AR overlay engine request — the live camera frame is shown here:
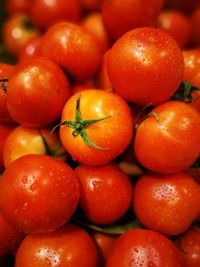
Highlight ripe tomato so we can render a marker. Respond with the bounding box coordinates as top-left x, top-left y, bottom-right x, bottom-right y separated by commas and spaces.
59, 89, 133, 165
19, 35, 42, 62
80, 0, 101, 11
3, 13, 38, 56
5, 0, 31, 16
176, 227, 200, 267
134, 101, 200, 173
30, 0, 81, 30
0, 154, 79, 234
92, 232, 116, 266
133, 172, 200, 235
7, 56, 70, 127
97, 50, 112, 91
158, 10, 192, 49
0, 123, 14, 171
3, 125, 66, 168
106, 229, 185, 267
81, 12, 110, 53
15, 224, 98, 267
0, 212, 24, 257
41, 22, 102, 81
75, 163, 132, 224
102, 0, 164, 40
107, 27, 184, 106
0, 63, 15, 123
